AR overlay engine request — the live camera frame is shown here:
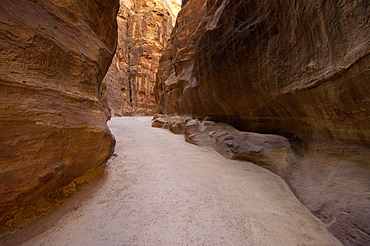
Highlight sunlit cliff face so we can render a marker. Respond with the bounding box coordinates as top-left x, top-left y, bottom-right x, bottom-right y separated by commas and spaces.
102, 0, 180, 117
